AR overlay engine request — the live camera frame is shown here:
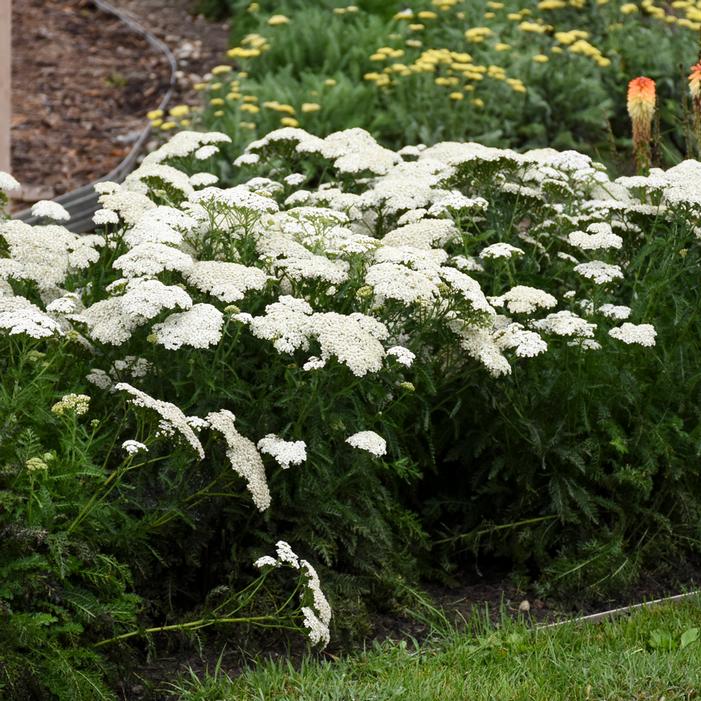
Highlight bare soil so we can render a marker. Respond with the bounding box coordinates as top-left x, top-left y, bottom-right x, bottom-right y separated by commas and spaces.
10, 0, 230, 208
10, 0, 168, 205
